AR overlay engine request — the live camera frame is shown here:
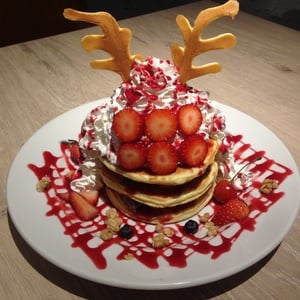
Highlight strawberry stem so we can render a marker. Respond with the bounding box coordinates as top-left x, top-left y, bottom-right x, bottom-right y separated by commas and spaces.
230, 156, 262, 183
